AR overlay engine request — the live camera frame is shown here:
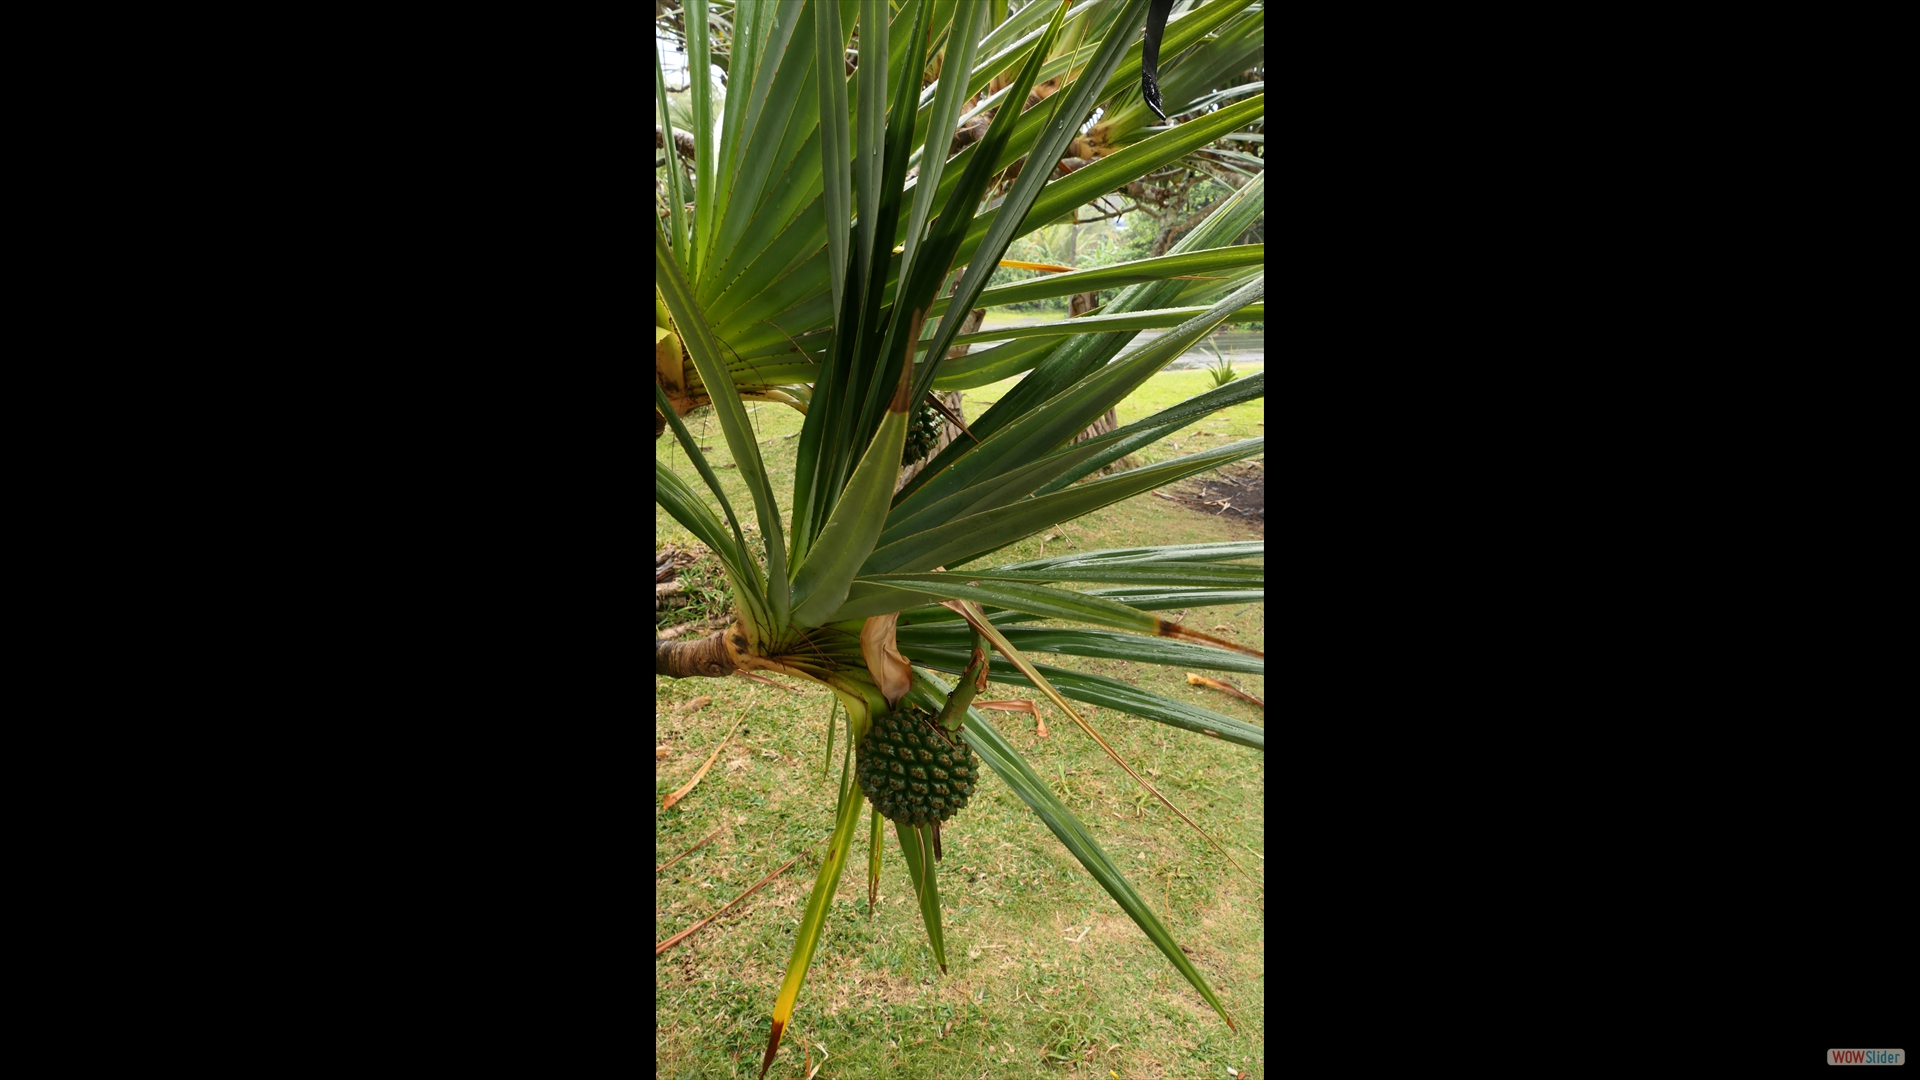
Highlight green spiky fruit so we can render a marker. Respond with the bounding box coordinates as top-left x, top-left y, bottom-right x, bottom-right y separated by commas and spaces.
856, 703, 978, 826
900, 395, 942, 466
